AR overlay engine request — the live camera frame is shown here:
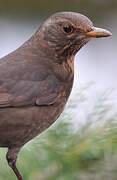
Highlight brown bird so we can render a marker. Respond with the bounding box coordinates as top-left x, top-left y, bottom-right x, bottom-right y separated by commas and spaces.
0, 12, 111, 180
